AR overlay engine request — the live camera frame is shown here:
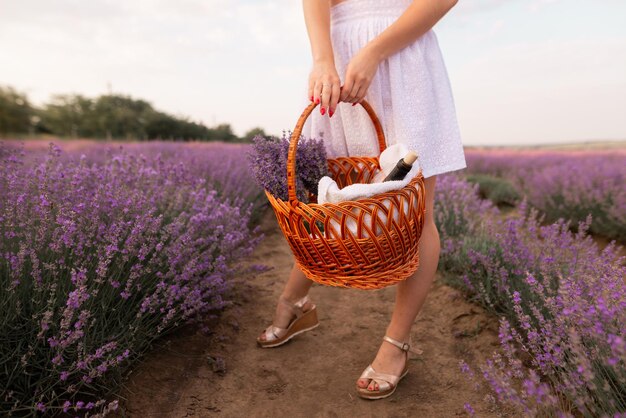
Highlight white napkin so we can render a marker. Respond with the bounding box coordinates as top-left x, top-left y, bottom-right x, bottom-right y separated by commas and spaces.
316, 144, 421, 238
317, 143, 420, 205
